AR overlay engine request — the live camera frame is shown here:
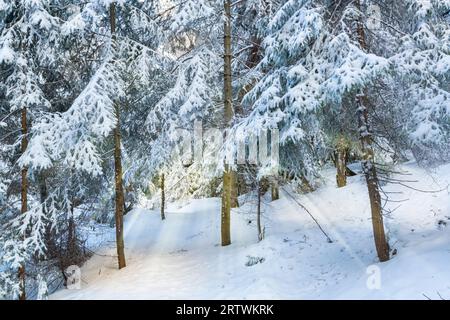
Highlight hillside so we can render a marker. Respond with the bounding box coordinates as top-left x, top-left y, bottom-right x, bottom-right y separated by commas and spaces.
51, 162, 450, 300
